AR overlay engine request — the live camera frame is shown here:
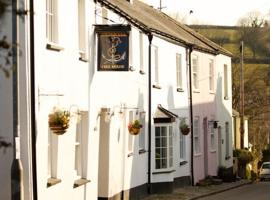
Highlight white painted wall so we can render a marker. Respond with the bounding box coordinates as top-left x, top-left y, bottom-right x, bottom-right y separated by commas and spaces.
150, 36, 191, 183
215, 54, 233, 169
